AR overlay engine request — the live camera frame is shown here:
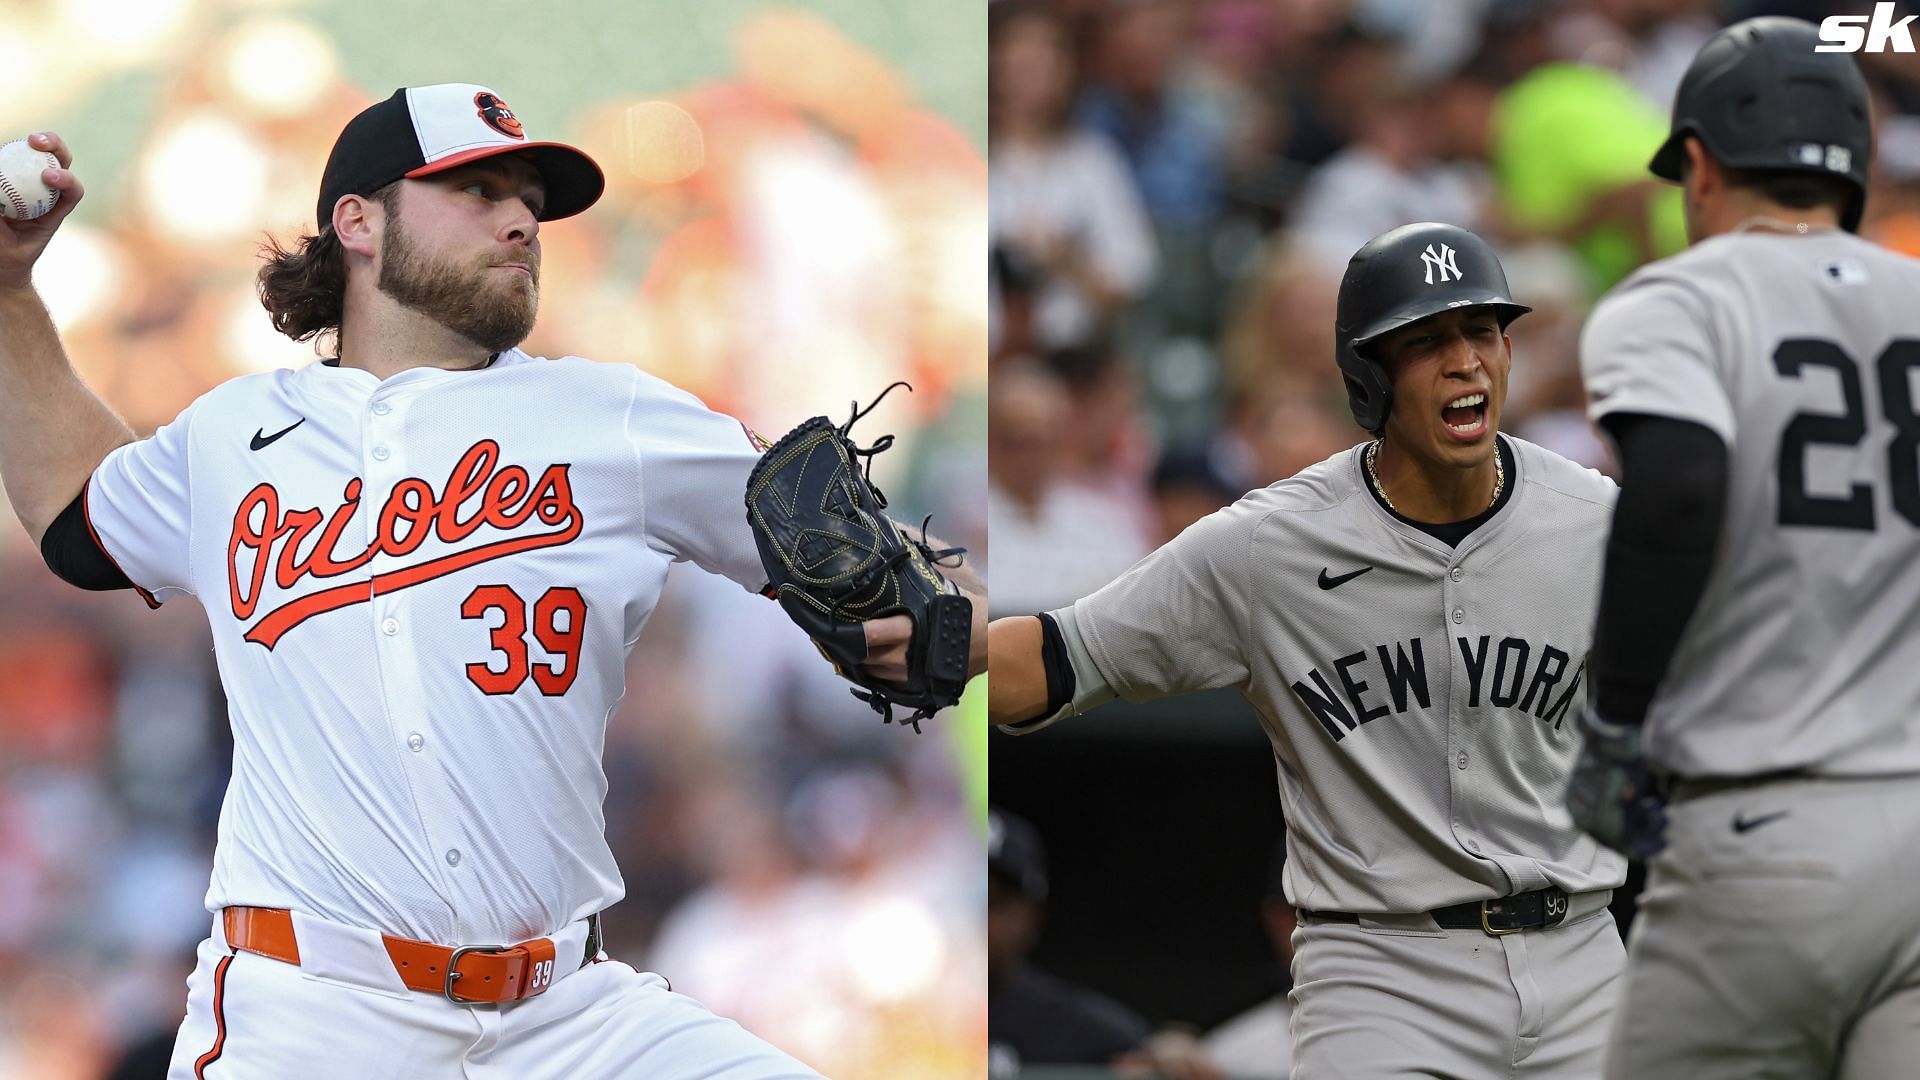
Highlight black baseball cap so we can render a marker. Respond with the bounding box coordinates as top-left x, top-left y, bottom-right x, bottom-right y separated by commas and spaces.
987, 808, 1048, 902
316, 83, 606, 231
